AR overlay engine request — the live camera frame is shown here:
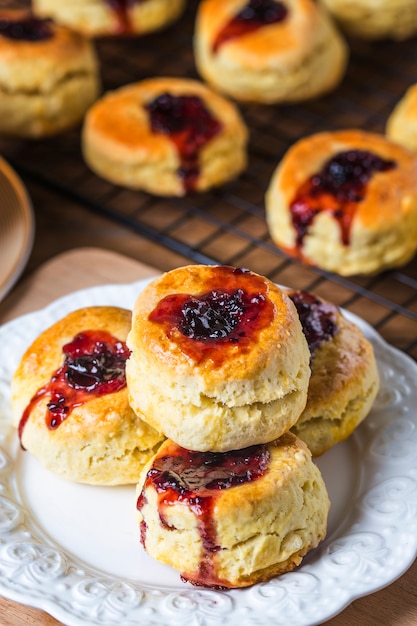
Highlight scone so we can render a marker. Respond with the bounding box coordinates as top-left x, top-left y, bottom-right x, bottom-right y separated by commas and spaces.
265, 129, 417, 276
82, 77, 248, 196
0, 9, 100, 138
194, 0, 348, 103
11, 306, 164, 485
137, 434, 329, 588
32, 0, 186, 38
126, 264, 311, 452
320, 0, 417, 41
386, 84, 417, 152
285, 289, 379, 456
